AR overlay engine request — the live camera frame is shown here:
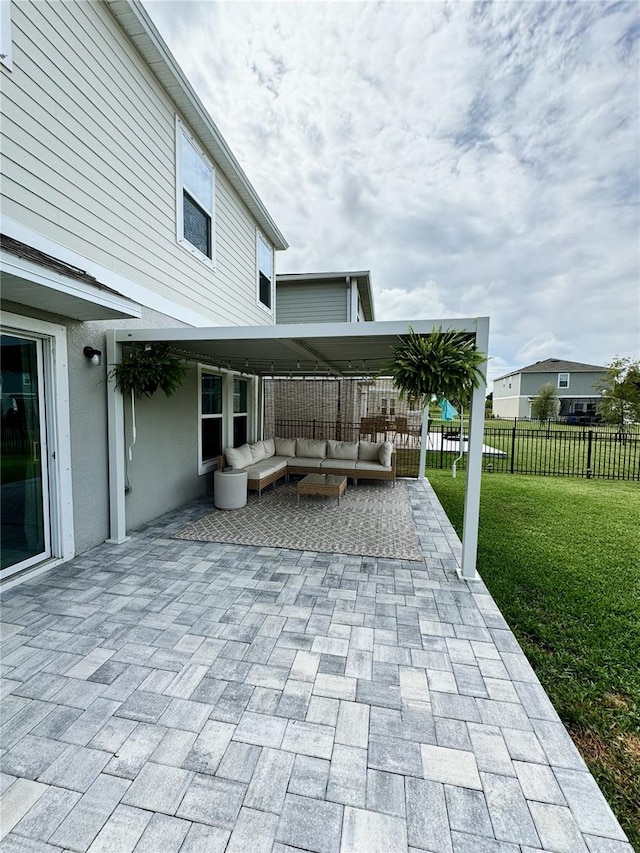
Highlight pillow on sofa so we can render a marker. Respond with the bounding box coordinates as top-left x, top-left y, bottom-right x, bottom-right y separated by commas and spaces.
296, 438, 327, 459
379, 441, 393, 468
249, 441, 267, 463
359, 440, 383, 461
275, 437, 297, 457
263, 437, 275, 457
327, 440, 359, 460
225, 444, 252, 469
